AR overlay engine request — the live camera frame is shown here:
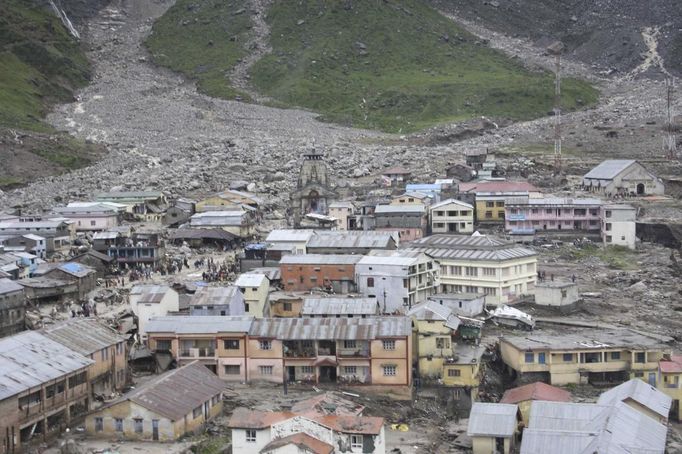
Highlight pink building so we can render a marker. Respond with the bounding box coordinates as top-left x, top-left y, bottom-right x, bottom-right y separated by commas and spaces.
505, 197, 602, 233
